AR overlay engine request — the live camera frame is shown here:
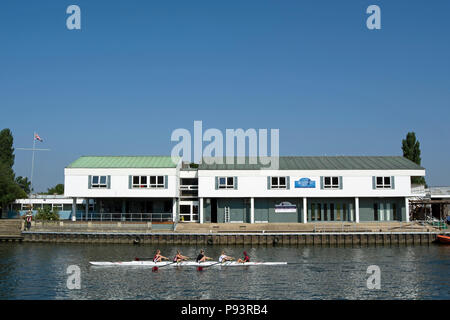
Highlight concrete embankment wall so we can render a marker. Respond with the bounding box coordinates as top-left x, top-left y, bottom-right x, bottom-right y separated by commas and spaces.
0, 219, 23, 241
21, 231, 444, 245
